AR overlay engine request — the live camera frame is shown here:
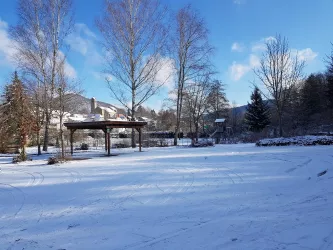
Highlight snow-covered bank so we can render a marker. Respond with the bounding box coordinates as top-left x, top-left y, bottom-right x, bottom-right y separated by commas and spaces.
256, 135, 333, 146
0, 144, 332, 249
